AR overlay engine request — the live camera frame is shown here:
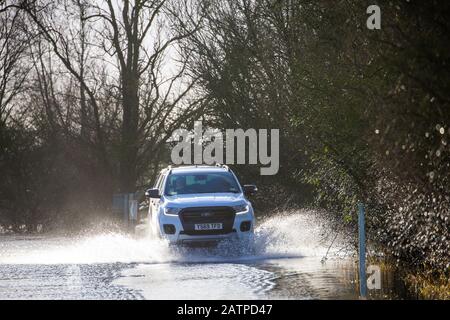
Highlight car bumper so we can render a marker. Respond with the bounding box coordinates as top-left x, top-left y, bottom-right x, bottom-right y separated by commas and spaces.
157, 210, 254, 245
